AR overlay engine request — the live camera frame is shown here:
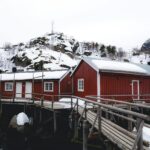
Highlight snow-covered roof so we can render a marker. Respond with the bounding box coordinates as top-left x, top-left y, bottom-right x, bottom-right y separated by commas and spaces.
72, 58, 150, 75
0, 70, 68, 81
